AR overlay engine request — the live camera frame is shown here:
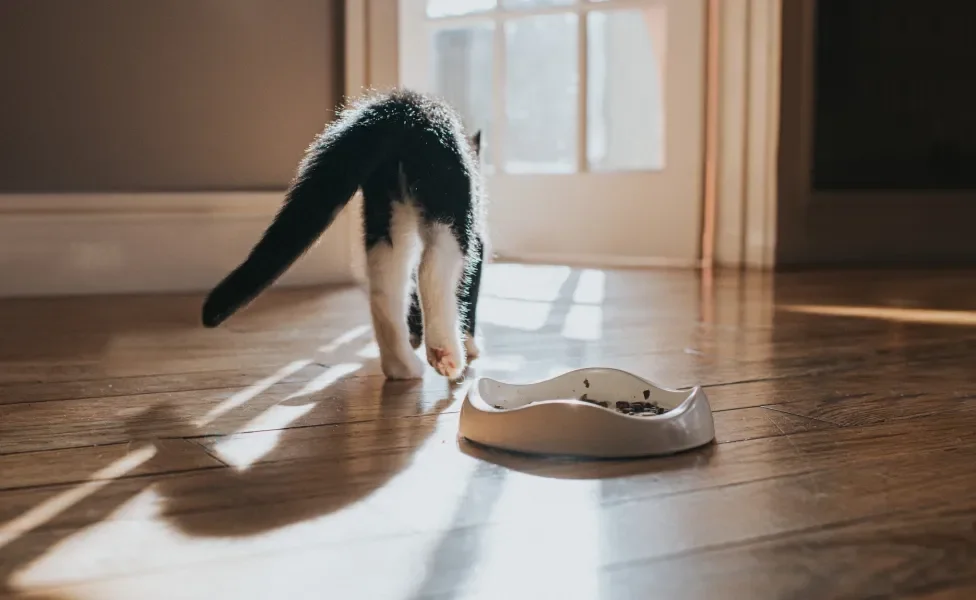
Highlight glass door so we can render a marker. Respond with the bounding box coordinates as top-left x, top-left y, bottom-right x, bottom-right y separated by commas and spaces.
400, 0, 706, 266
